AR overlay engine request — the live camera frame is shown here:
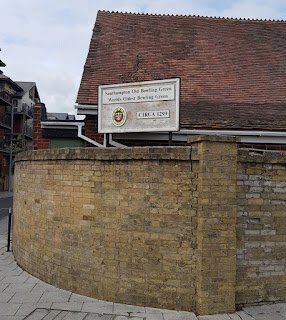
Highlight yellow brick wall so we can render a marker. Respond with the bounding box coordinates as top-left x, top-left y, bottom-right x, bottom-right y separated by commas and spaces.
13, 146, 198, 311
236, 149, 286, 306
188, 136, 238, 315
13, 137, 286, 315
